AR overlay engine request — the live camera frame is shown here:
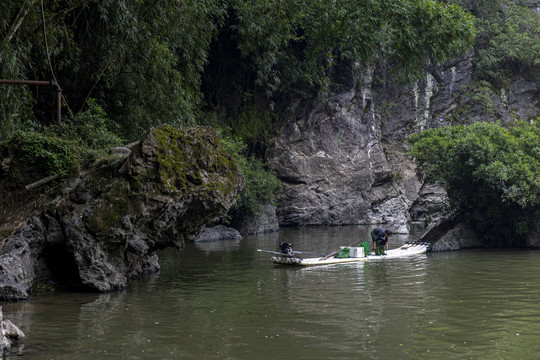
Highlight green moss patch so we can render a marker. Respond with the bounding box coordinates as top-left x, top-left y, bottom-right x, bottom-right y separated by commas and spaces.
85, 180, 133, 234
151, 125, 240, 195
